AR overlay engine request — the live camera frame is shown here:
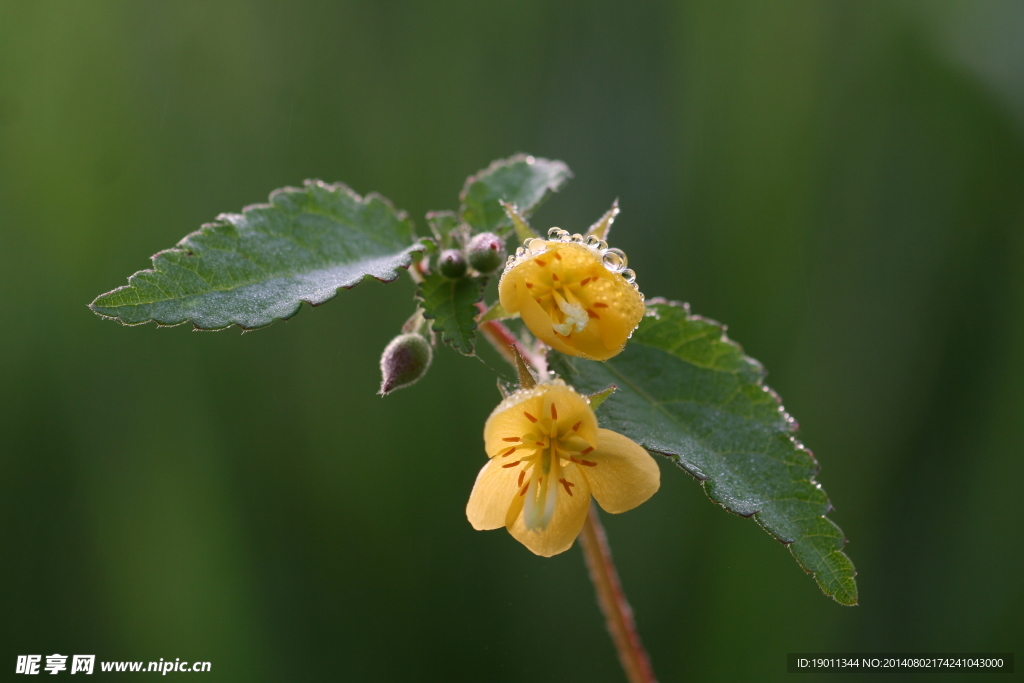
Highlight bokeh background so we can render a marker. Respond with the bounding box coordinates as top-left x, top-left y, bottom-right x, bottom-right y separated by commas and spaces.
2, 1, 1022, 680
